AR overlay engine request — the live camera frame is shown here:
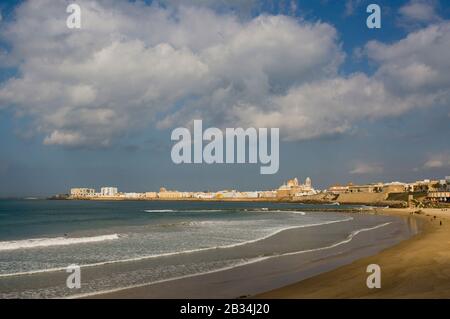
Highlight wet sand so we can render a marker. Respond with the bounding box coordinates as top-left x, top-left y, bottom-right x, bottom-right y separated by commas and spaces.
257, 208, 450, 298
85, 211, 420, 299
